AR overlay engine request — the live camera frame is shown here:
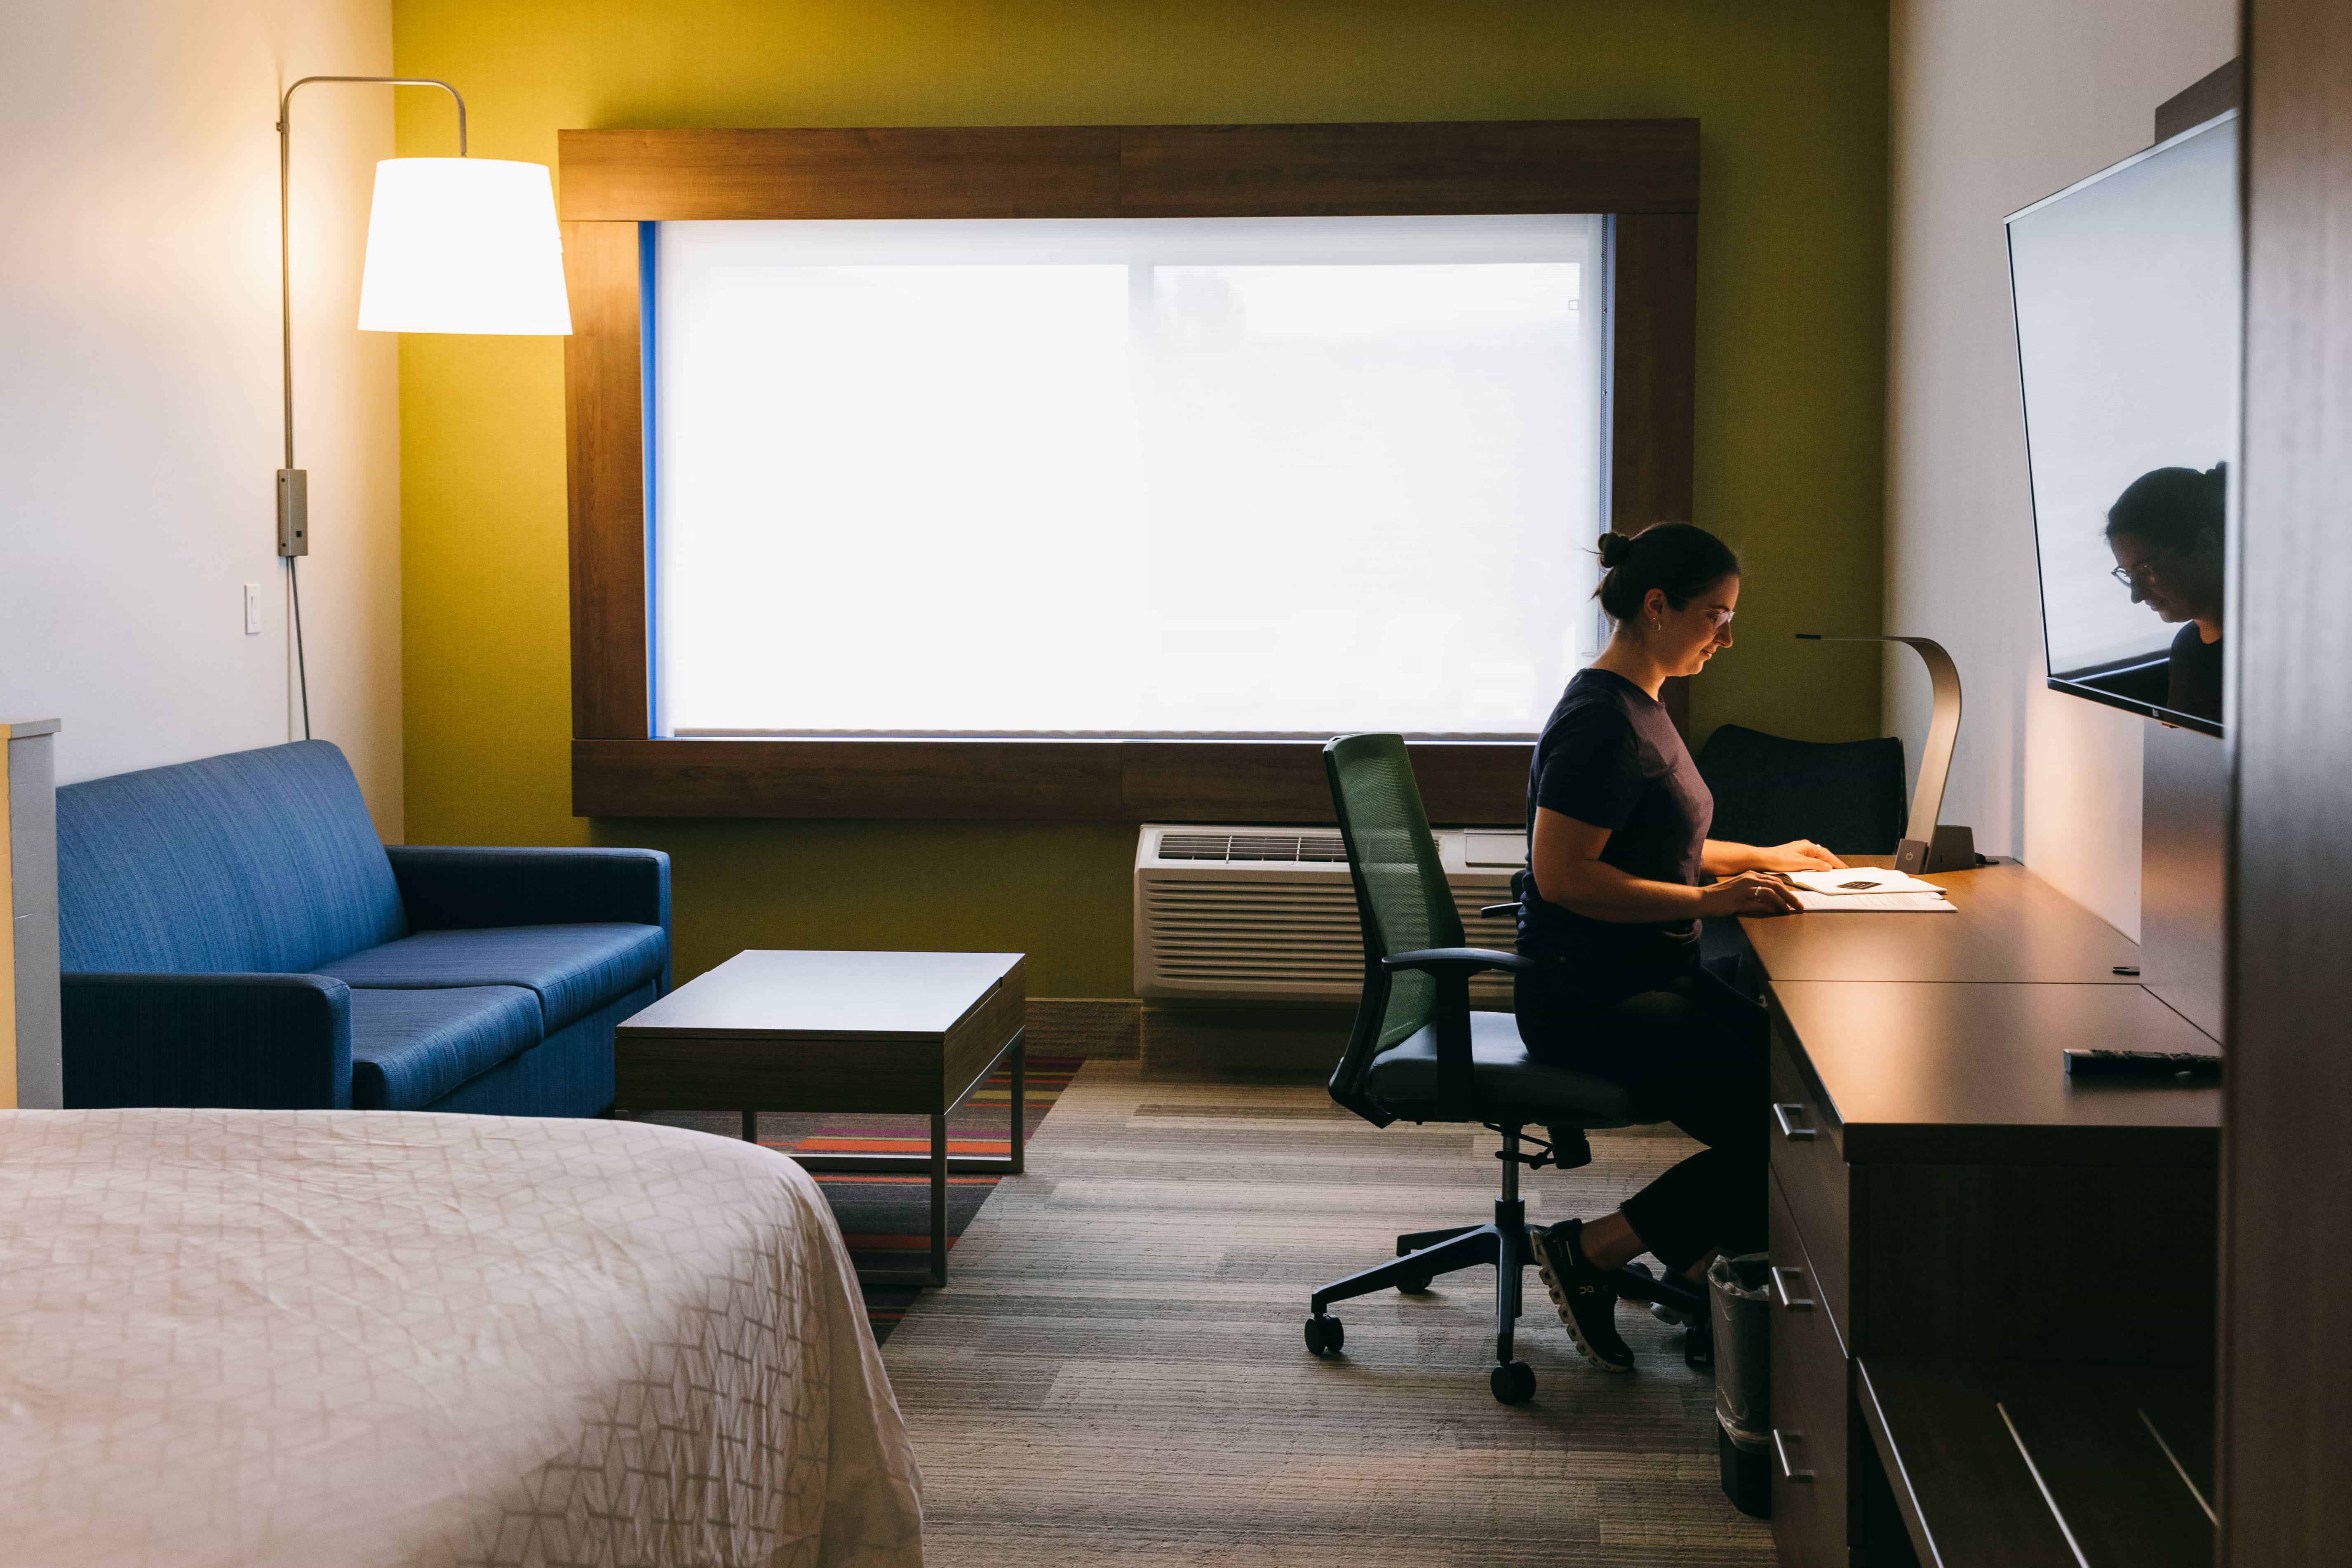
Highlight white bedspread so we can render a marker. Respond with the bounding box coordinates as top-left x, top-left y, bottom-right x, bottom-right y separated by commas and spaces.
0, 1111, 923, 1567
